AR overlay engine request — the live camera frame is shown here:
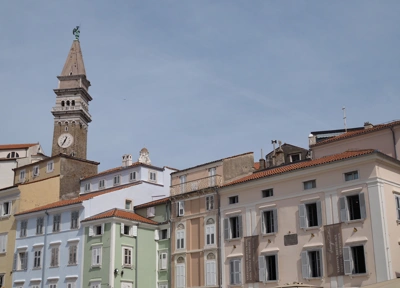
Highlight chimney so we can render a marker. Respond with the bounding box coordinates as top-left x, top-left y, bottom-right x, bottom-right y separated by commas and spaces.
259, 158, 266, 170
308, 133, 316, 146
122, 154, 127, 167
364, 122, 373, 129
126, 154, 132, 166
